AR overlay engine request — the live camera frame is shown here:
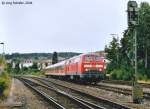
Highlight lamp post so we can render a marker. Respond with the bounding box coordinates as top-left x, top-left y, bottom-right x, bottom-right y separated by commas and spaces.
0, 42, 5, 60
0, 42, 5, 75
